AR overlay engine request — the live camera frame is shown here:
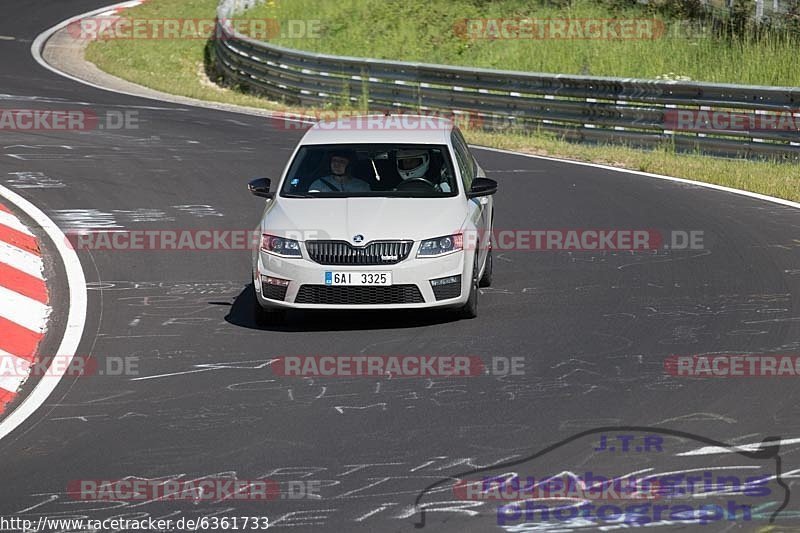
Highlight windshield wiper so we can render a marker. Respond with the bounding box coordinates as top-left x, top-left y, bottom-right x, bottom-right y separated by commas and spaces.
283, 193, 314, 198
